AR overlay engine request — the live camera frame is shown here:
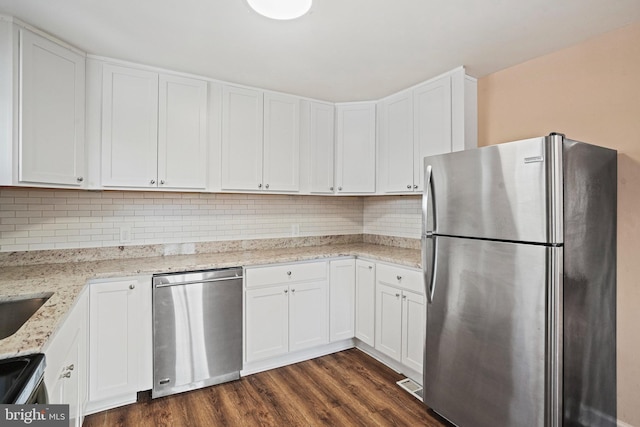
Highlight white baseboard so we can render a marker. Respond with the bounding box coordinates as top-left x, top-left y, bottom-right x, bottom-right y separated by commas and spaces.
241, 339, 355, 376
354, 339, 423, 385
84, 394, 137, 415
